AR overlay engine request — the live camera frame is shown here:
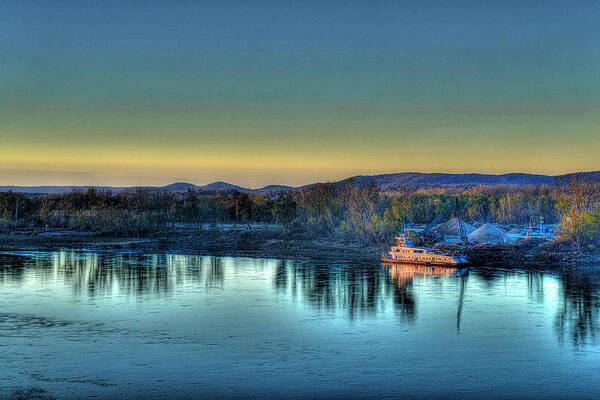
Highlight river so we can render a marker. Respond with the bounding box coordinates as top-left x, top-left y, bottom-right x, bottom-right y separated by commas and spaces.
1, 250, 599, 399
